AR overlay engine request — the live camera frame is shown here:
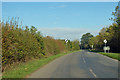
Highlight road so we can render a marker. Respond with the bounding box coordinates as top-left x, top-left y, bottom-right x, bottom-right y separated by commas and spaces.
28, 50, 118, 78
